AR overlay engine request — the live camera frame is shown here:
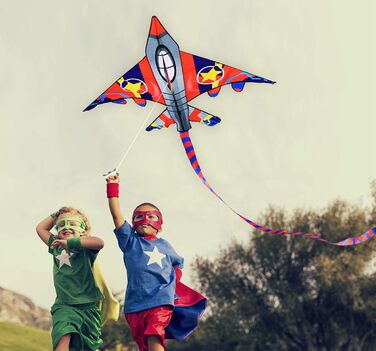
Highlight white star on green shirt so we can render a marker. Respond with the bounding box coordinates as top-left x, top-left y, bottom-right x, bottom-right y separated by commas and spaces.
55, 249, 73, 268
